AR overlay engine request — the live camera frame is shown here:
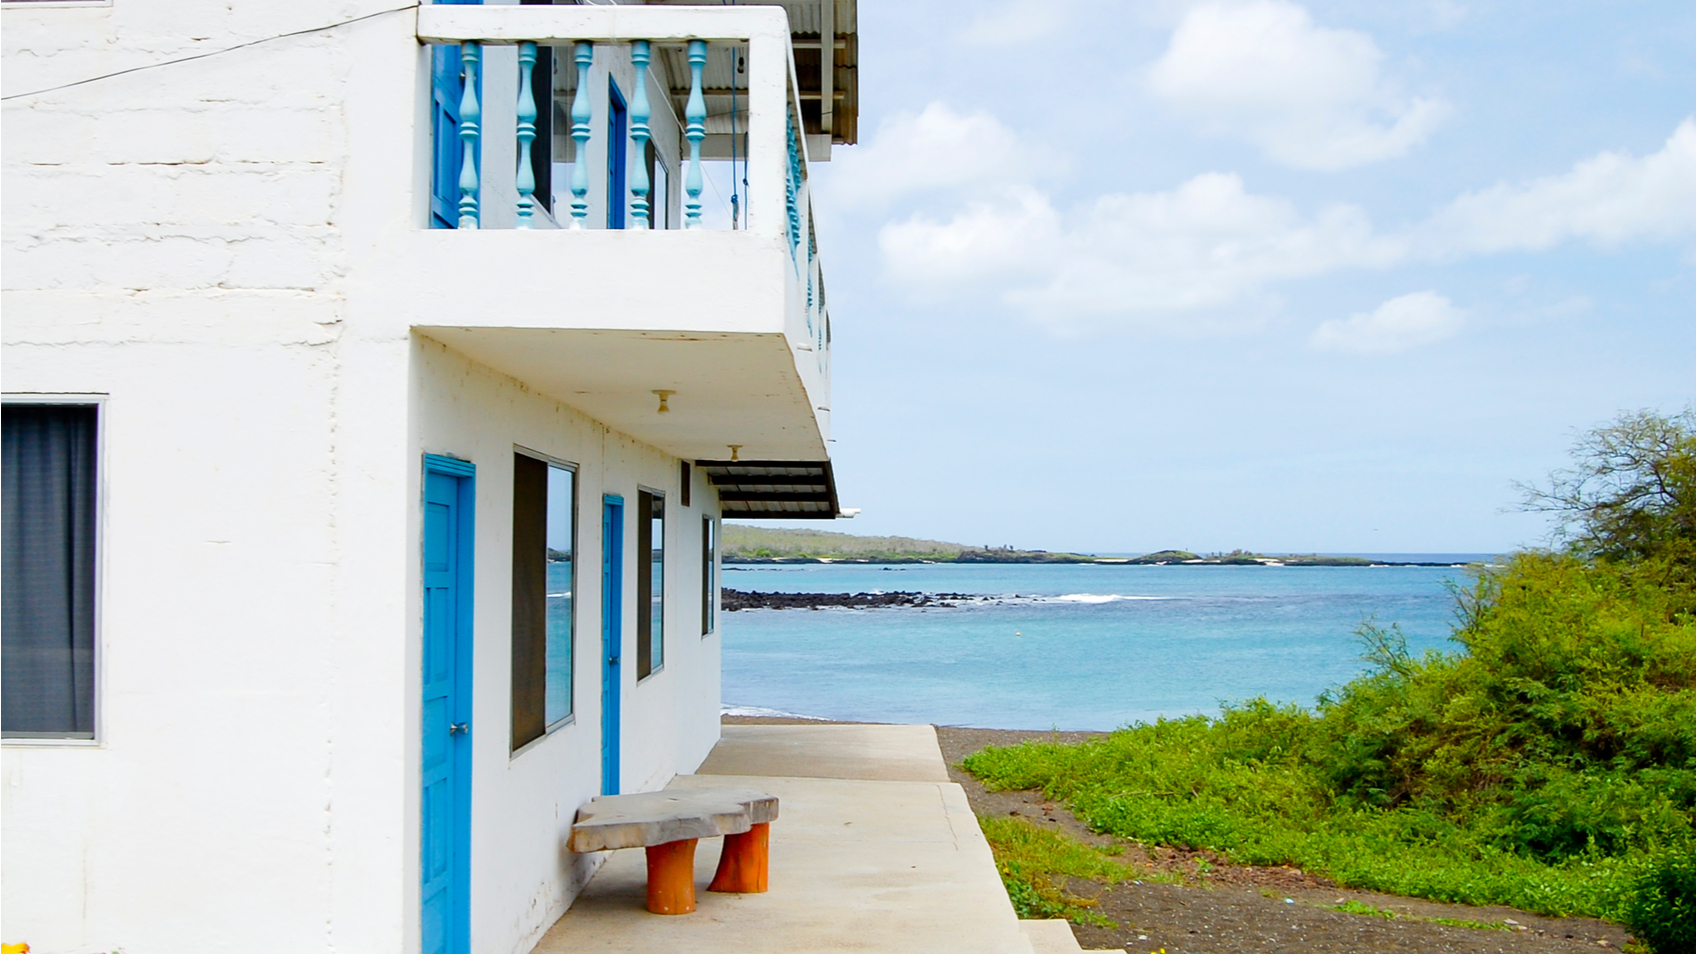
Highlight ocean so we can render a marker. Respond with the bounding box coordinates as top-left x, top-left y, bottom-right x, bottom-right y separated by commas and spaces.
718, 558, 1493, 731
